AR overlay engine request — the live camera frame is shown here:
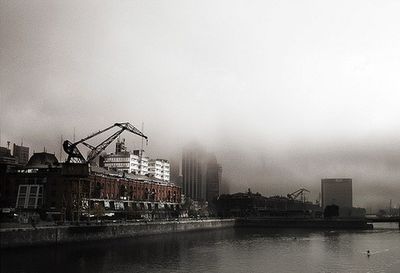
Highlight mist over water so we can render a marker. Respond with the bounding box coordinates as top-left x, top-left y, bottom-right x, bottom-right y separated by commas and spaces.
1, 1, 400, 209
